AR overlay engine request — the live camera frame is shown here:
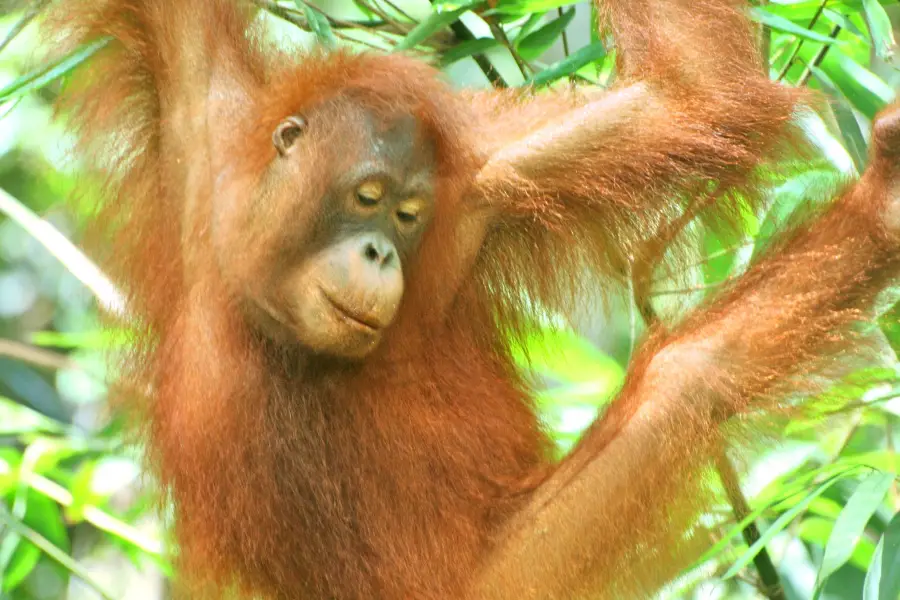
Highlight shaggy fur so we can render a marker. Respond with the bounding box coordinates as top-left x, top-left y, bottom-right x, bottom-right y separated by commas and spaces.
45, 0, 900, 598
